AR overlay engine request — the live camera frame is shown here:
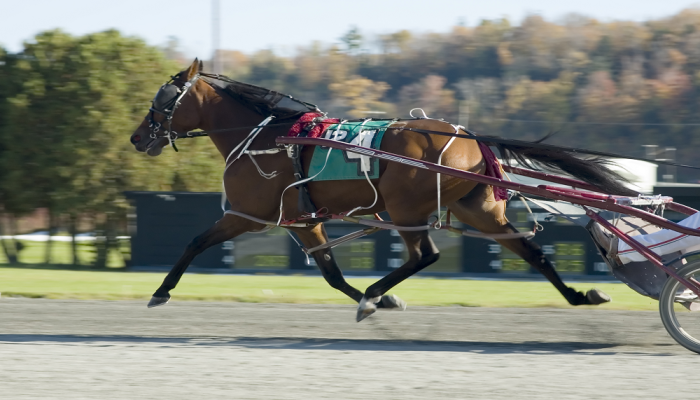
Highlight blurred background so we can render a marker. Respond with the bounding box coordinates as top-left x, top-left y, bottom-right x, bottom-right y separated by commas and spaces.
2, 0, 700, 271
